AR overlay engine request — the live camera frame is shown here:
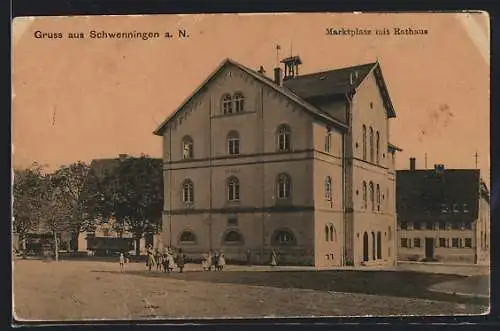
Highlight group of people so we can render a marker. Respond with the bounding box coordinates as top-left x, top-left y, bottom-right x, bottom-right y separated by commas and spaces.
119, 246, 282, 273
146, 245, 186, 273
201, 250, 226, 271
